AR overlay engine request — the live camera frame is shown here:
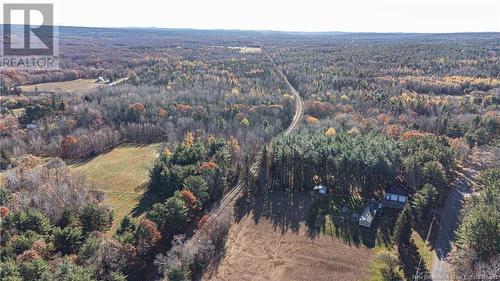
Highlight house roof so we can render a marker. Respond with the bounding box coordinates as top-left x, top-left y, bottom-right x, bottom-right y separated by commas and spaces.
386, 187, 409, 197
359, 202, 379, 222
313, 185, 327, 194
